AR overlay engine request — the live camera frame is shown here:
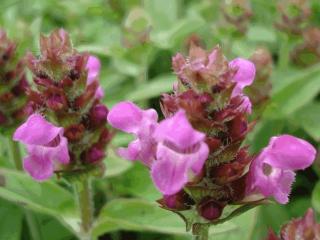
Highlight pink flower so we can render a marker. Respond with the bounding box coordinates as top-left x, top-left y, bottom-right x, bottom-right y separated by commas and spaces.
107, 101, 158, 166
246, 135, 316, 204
13, 114, 70, 181
86, 55, 104, 99
151, 110, 209, 195
107, 102, 209, 195
229, 58, 256, 113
